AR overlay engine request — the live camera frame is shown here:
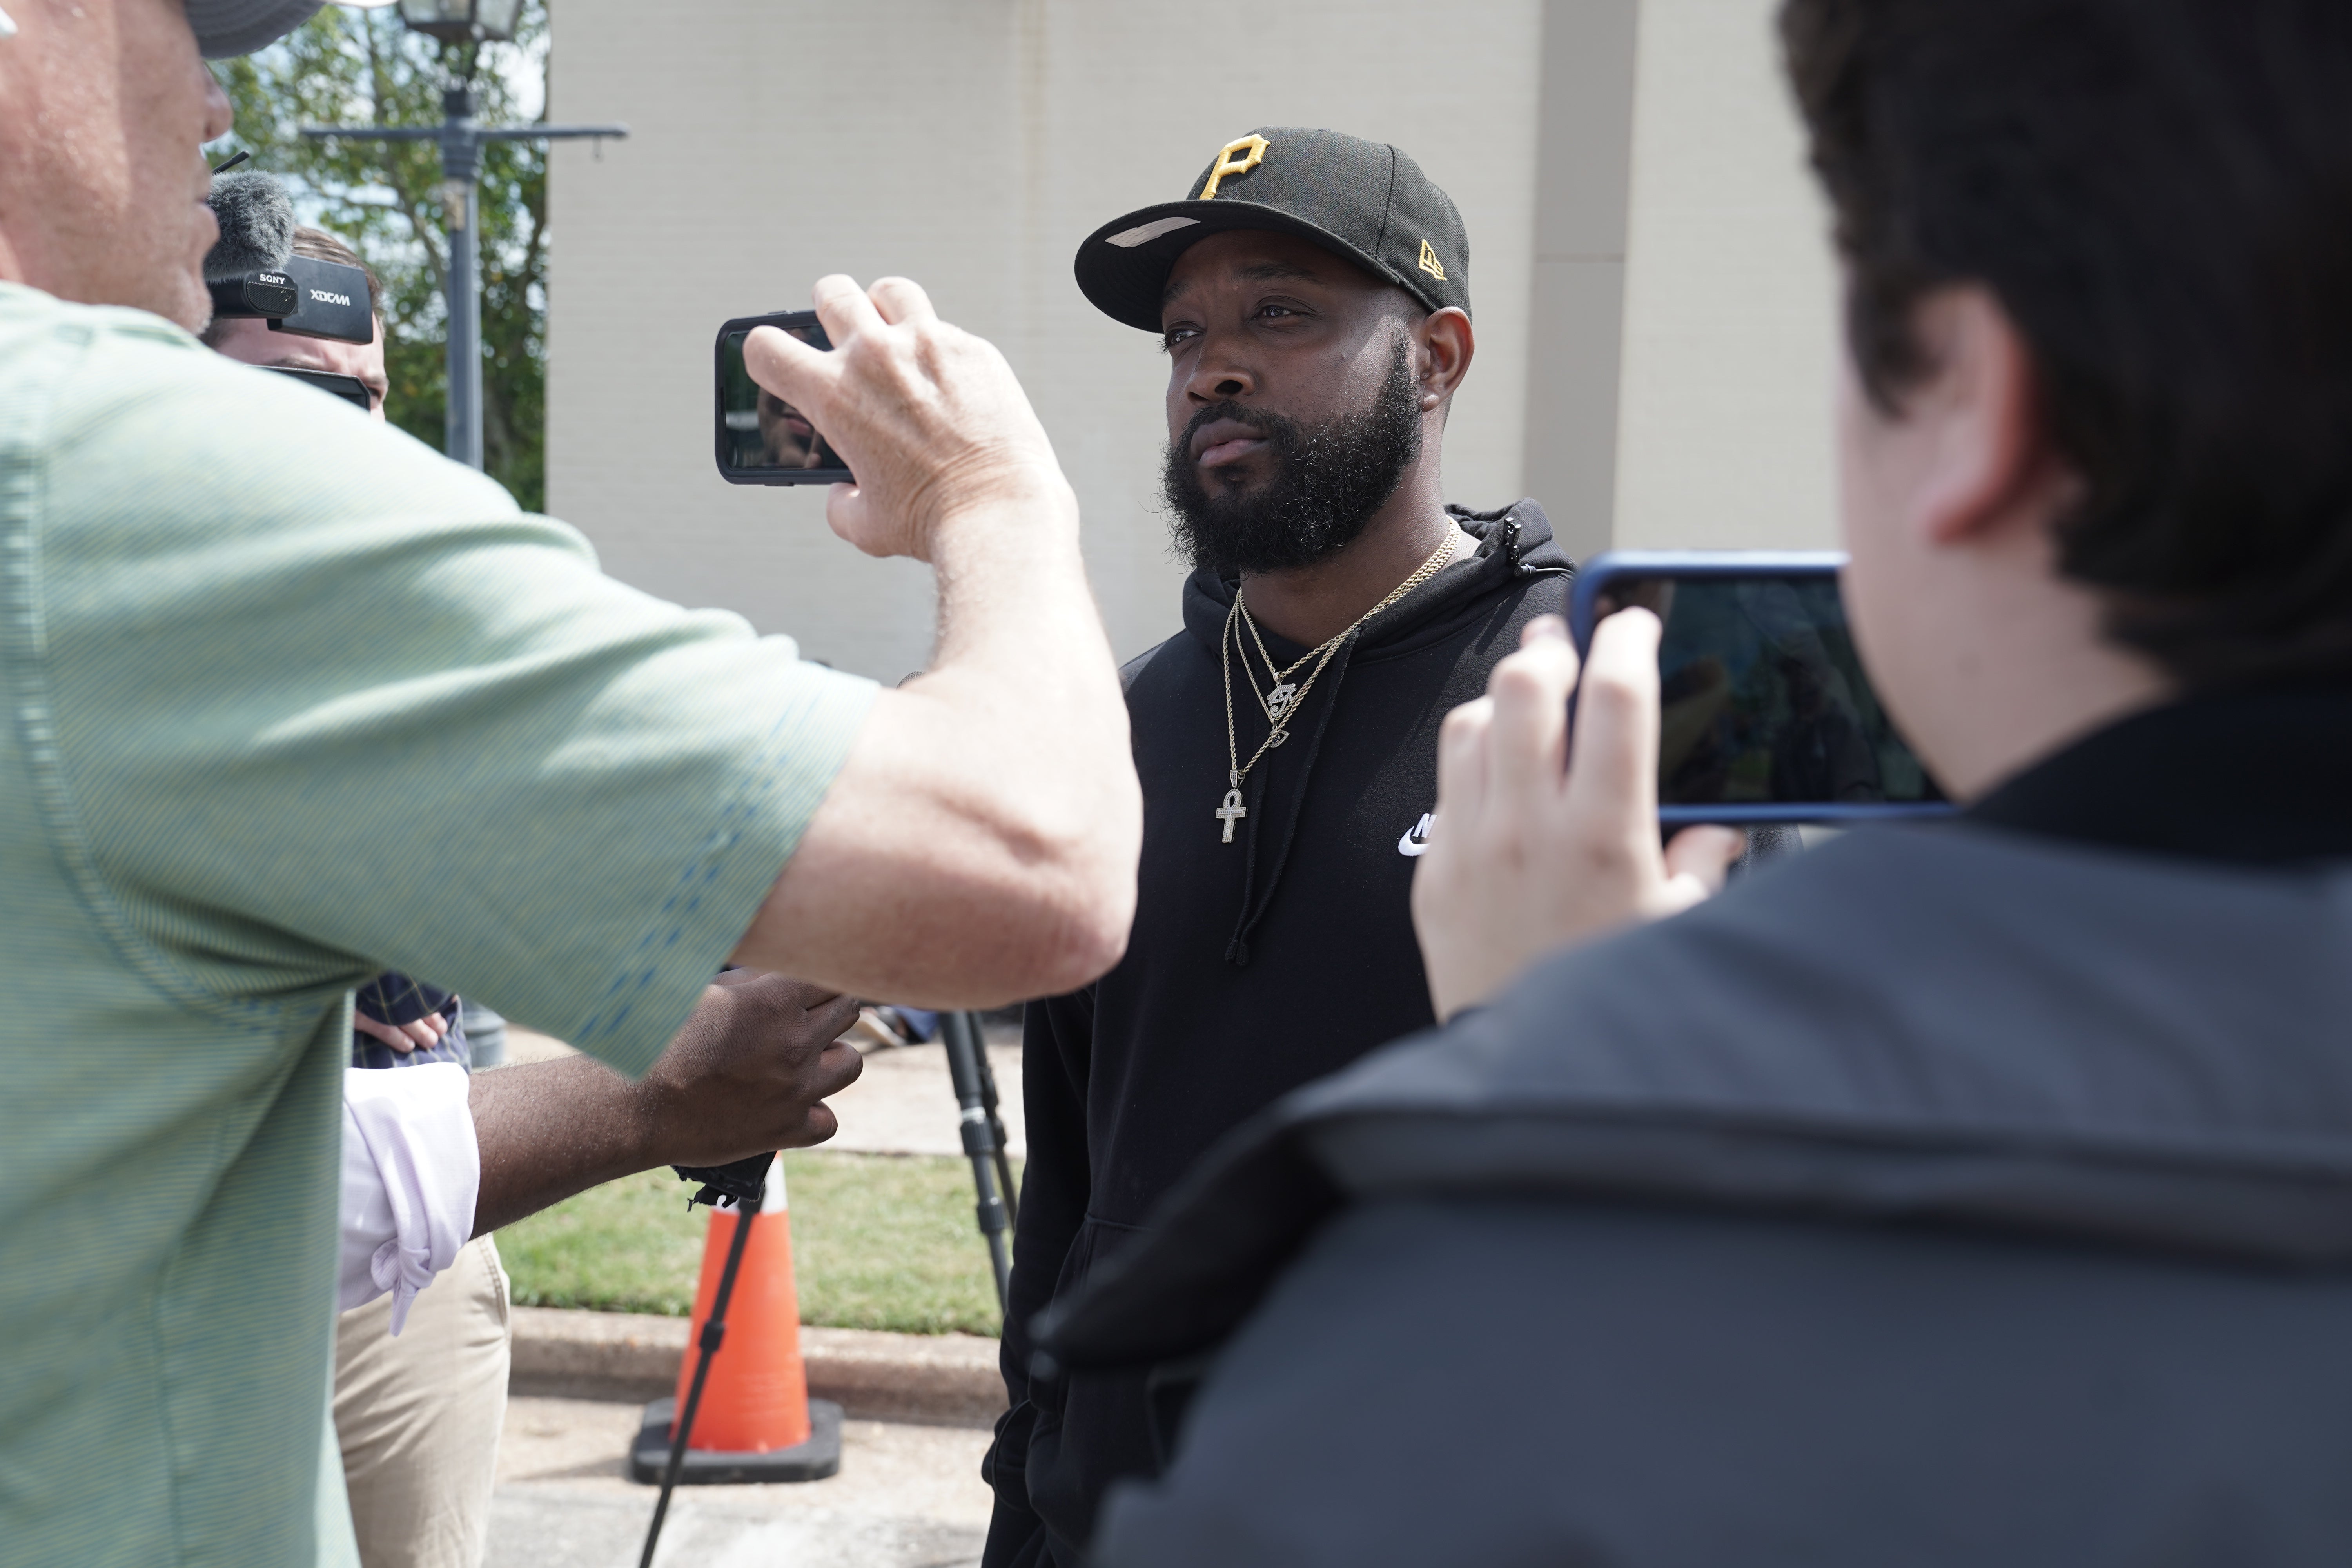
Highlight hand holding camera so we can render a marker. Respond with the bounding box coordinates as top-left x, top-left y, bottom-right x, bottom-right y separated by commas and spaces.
737, 275, 1074, 564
